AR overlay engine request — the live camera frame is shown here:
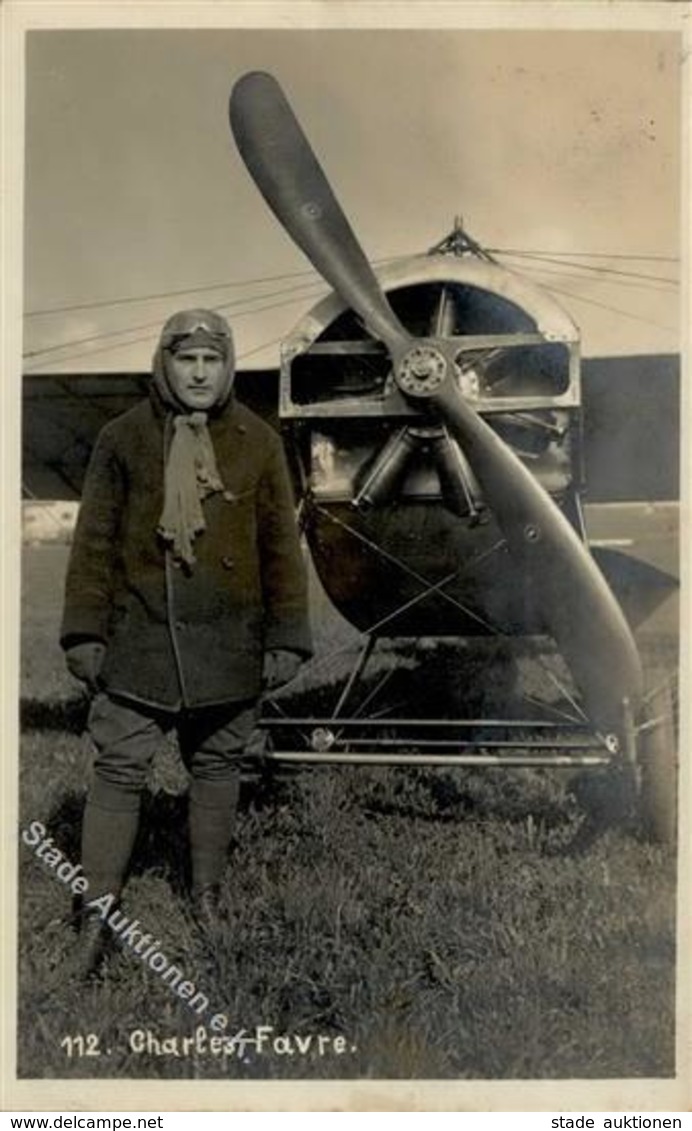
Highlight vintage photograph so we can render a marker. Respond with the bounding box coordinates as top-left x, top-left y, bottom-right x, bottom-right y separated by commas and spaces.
8, 6, 686, 1101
